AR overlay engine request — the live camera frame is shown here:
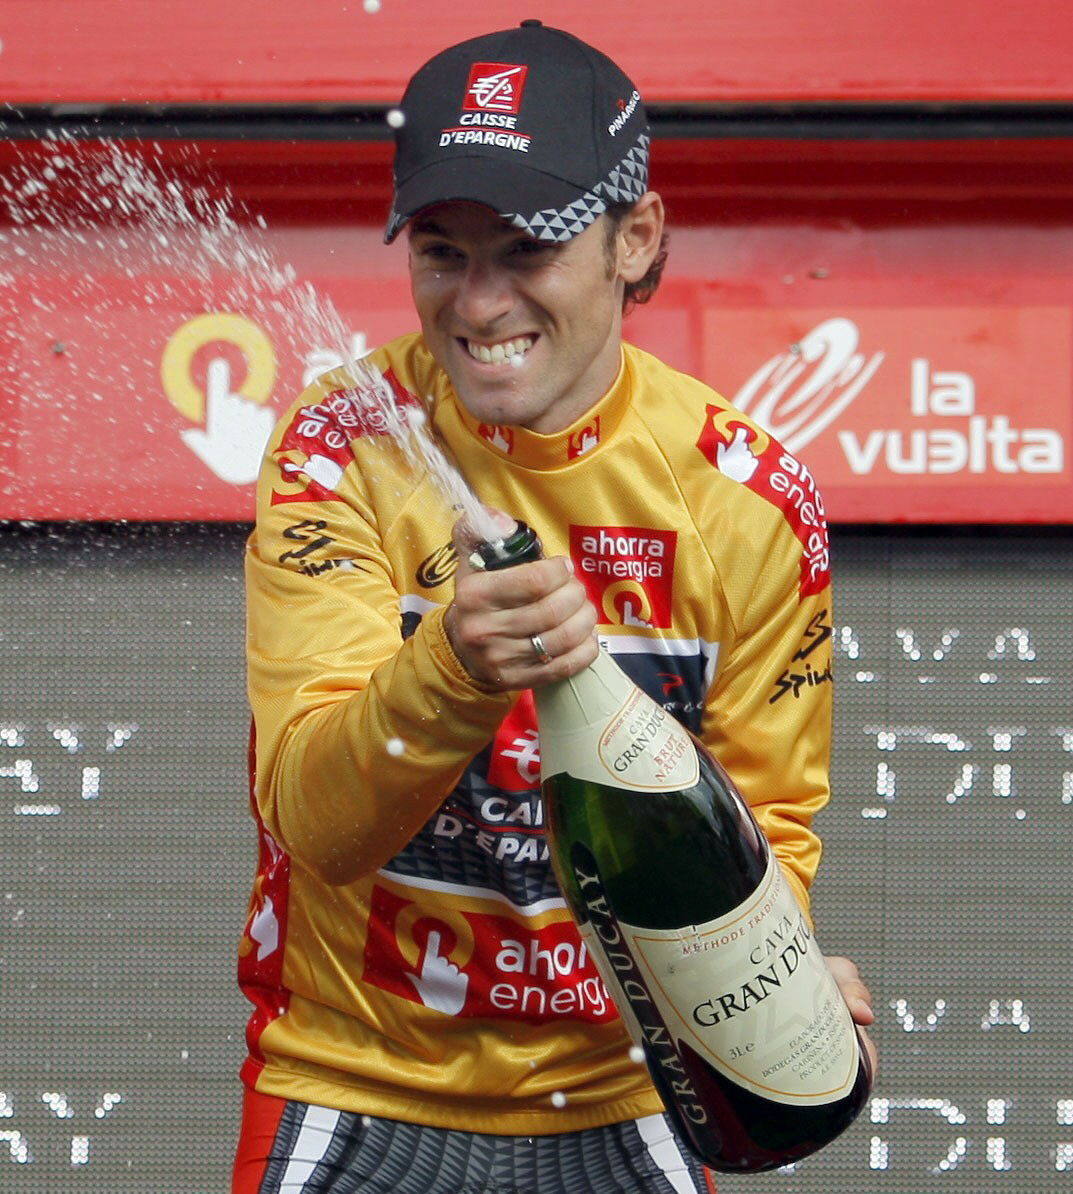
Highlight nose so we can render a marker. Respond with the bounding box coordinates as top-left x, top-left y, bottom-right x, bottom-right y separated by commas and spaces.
451, 259, 515, 330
